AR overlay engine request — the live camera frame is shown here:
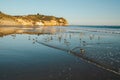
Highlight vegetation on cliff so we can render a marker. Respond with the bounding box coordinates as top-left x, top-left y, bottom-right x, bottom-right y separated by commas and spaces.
0, 12, 68, 26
